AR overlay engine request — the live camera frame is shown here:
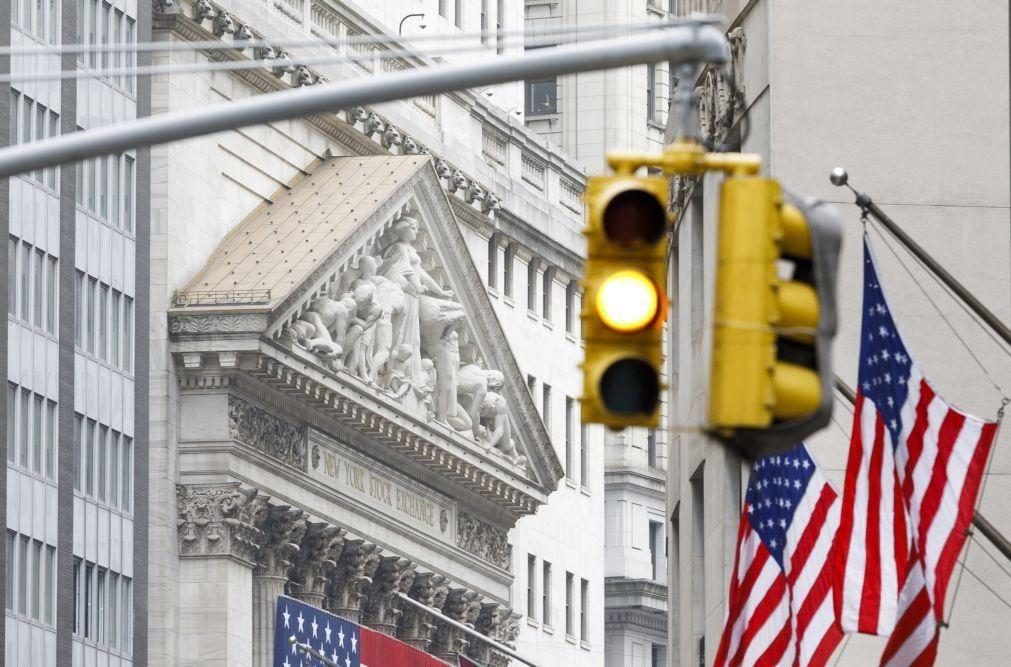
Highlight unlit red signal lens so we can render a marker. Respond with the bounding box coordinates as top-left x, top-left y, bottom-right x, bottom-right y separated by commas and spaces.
596, 270, 660, 333
602, 190, 666, 246
599, 358, 660, 416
